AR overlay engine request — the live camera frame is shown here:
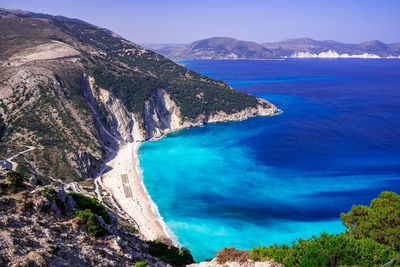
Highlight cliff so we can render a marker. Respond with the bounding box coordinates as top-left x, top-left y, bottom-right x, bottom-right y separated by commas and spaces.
0, 9, 280, 182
